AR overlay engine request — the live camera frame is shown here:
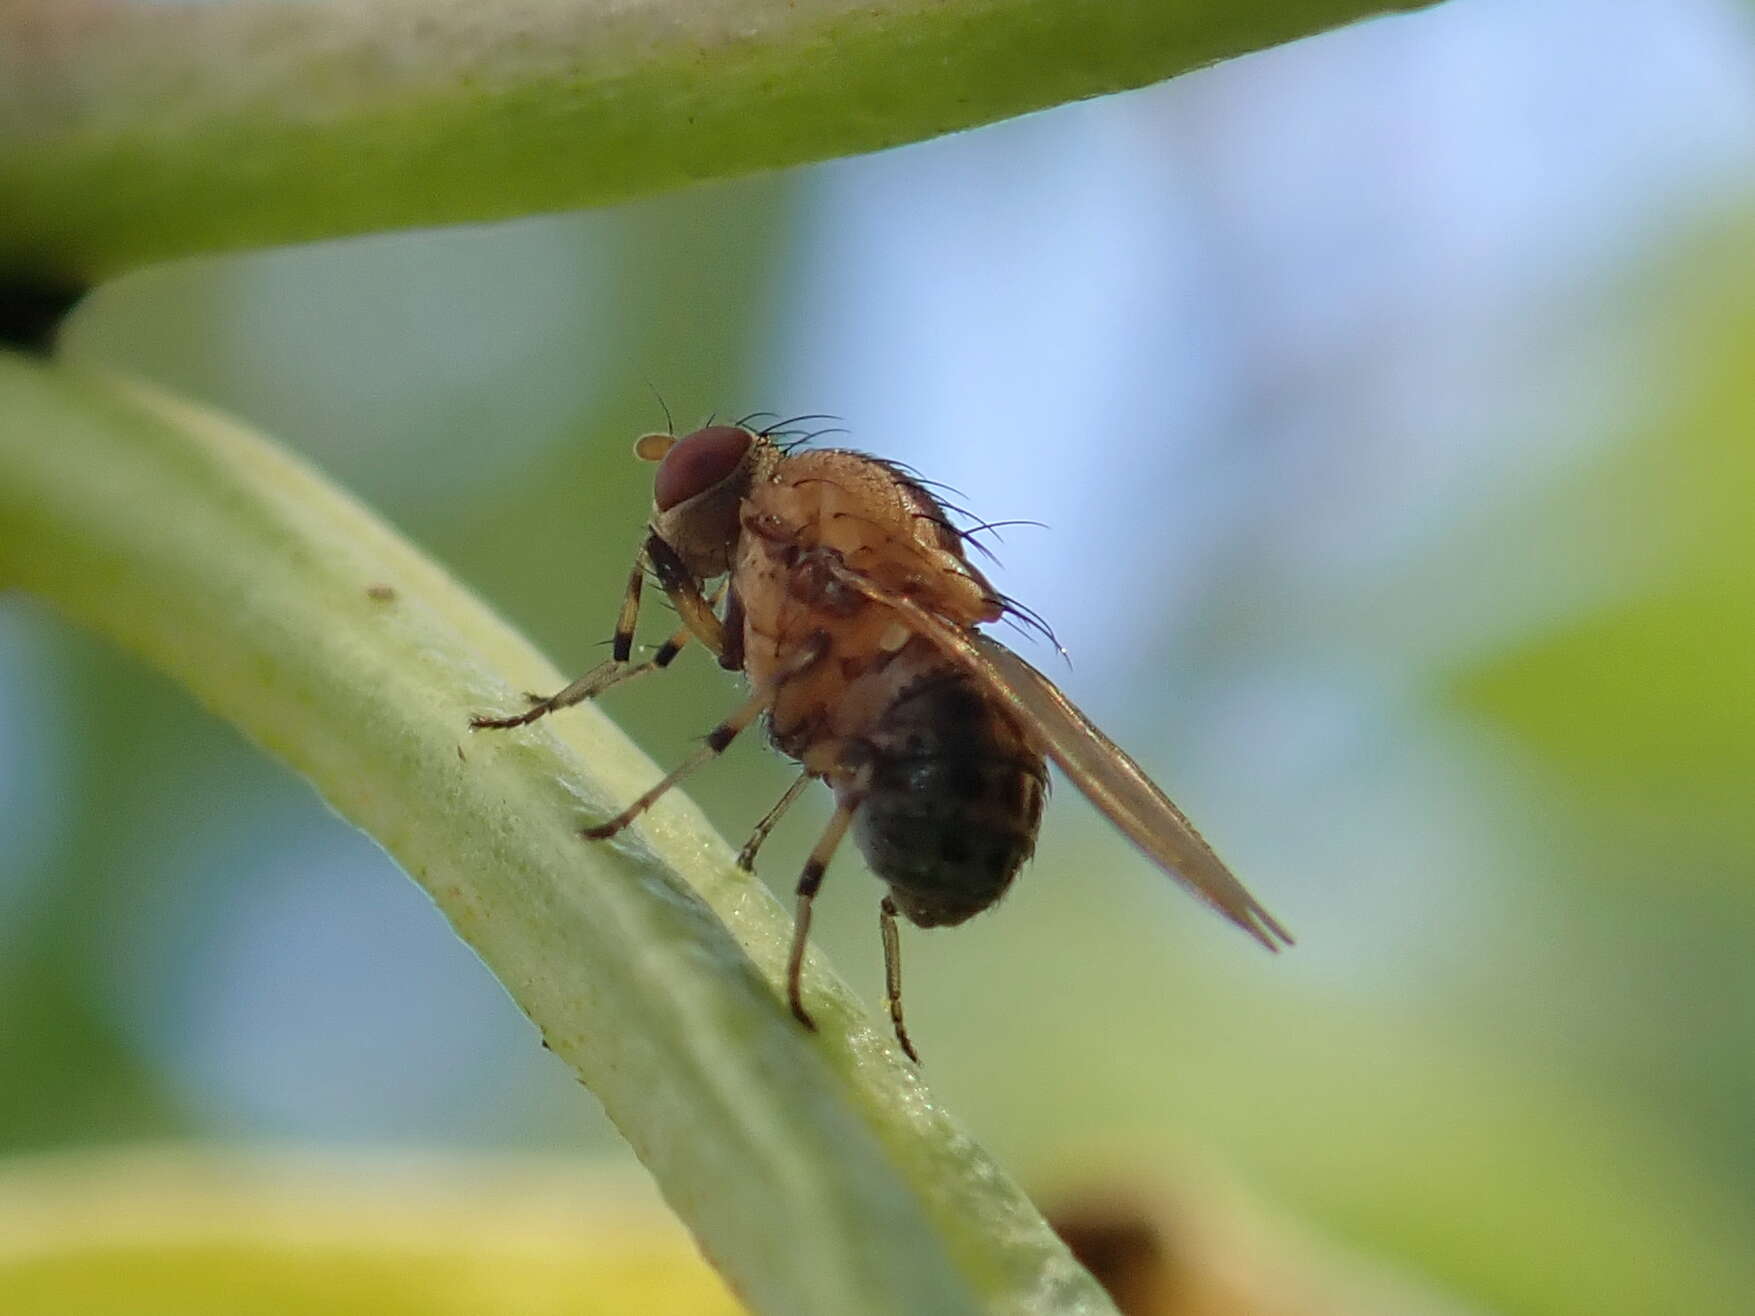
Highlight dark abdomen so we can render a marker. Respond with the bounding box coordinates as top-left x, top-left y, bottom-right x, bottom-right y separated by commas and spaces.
849, 667, 1047, 928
